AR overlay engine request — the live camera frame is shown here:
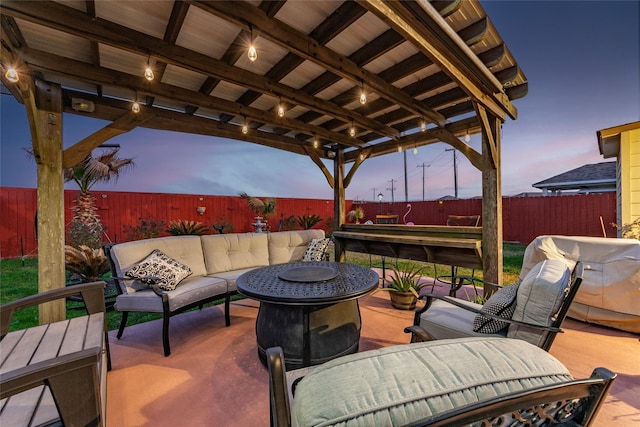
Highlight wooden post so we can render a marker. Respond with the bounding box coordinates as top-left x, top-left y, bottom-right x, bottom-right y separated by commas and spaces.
30, 81, 65, 323
481, 113, 503, 286
333, 149, 346, 262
